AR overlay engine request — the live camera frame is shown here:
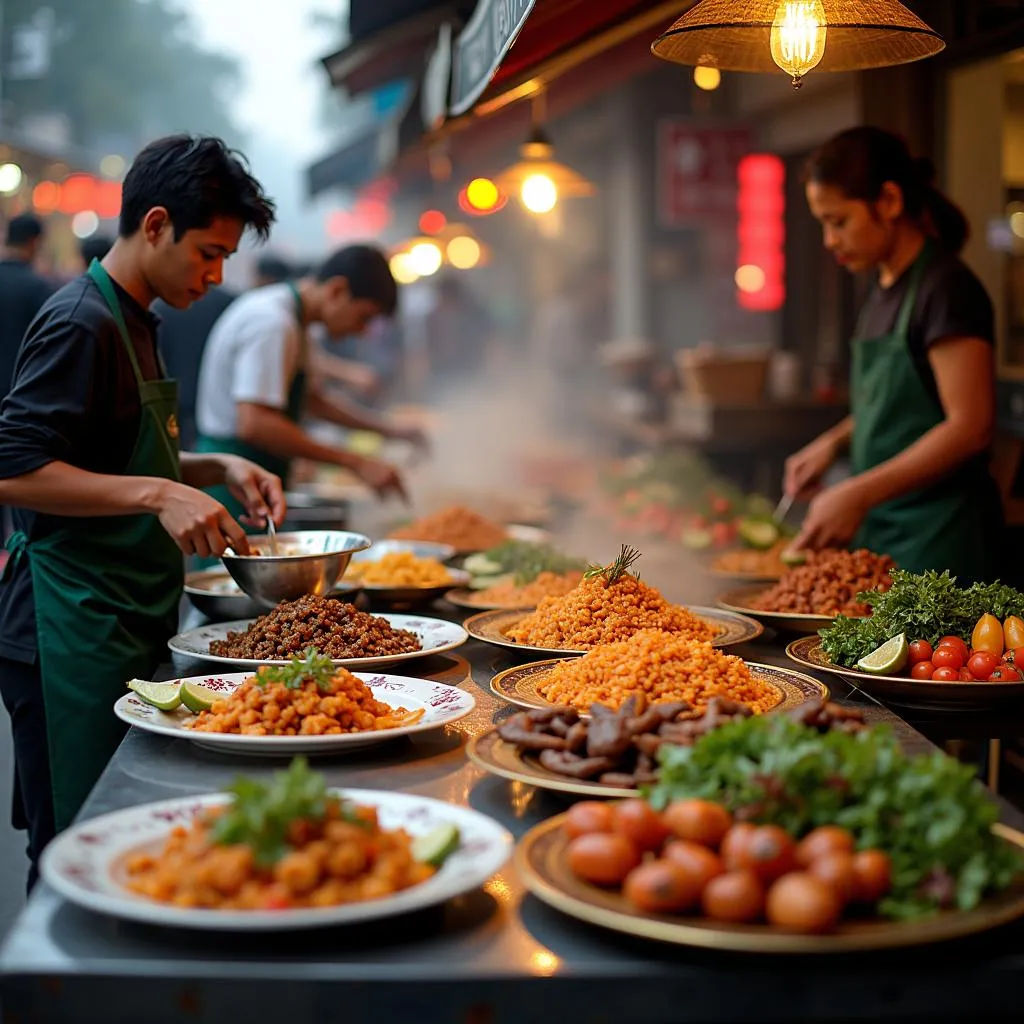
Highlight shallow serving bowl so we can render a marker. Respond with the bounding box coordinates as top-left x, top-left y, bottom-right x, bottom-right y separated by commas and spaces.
221, 530, 371, 605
